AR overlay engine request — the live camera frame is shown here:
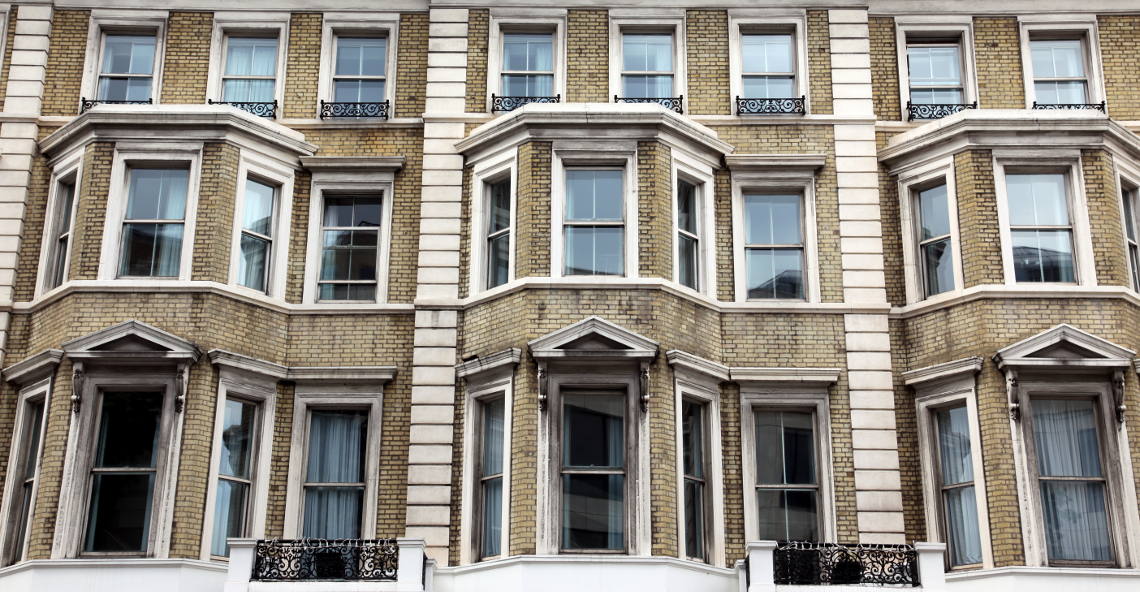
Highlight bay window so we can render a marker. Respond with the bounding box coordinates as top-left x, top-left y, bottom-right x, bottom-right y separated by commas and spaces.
564, 169, 624, 276
754, 409, 818, 541
237, 178, 276, 292
676, 179, 700, 290
486, 178, 511, 289
119, 167, 189, 278
1122, 184, 1140, 291
302, 409, 368, 539
210, 398, 258, 557
1005, 172, 1075, 283
479, 397, 505, 558
681, 399, 707, 560
1, 392, 46, 565
934, 404, 983, 567
915, 182, 954, 296
44, 175, 77, 291
560, 391, 627, 551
